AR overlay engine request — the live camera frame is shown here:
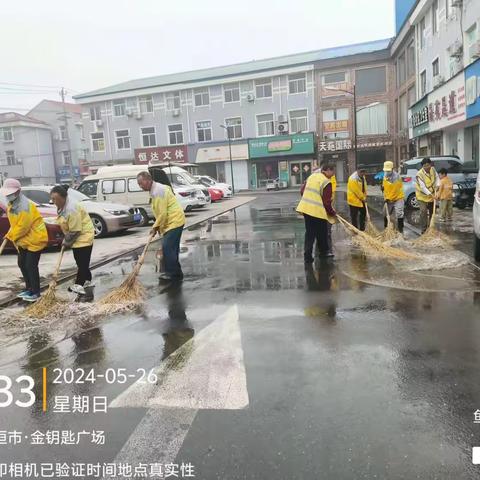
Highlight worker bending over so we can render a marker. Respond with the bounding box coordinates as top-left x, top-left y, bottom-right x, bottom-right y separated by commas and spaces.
382, 161, 405, 233
347, 167, 368, 231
